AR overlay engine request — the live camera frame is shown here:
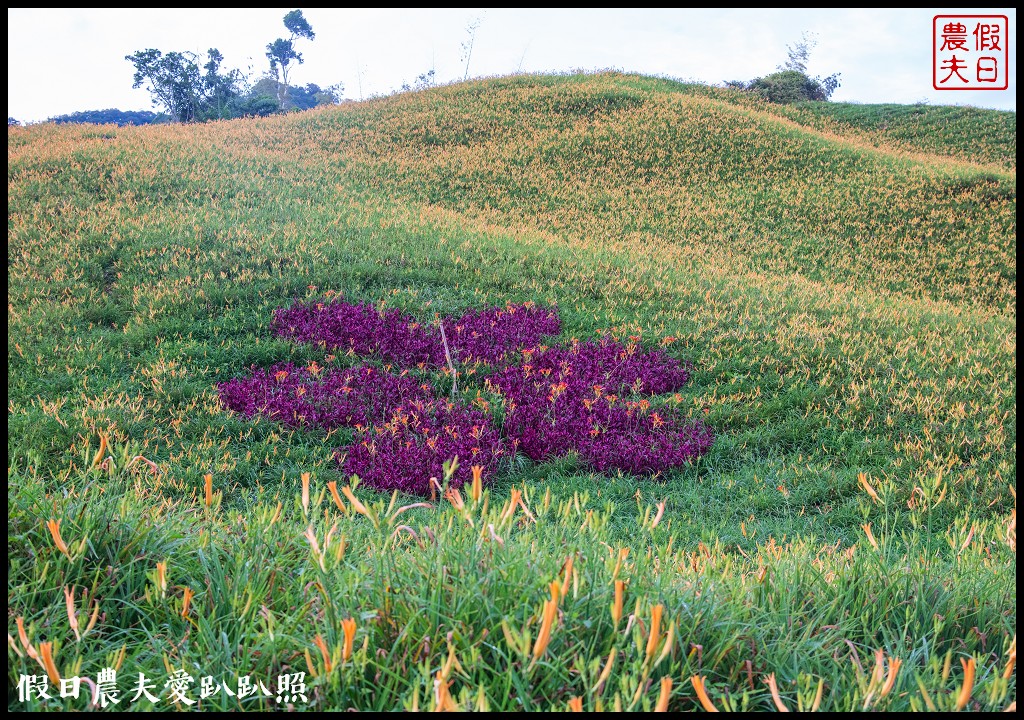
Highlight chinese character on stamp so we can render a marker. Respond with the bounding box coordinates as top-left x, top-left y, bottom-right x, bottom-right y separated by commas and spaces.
934, 15, 1009, 90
